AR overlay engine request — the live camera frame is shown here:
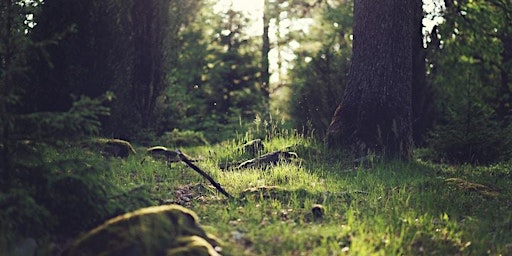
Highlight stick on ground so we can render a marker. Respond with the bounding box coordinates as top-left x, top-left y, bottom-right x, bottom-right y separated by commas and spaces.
177, 150, 233, 199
